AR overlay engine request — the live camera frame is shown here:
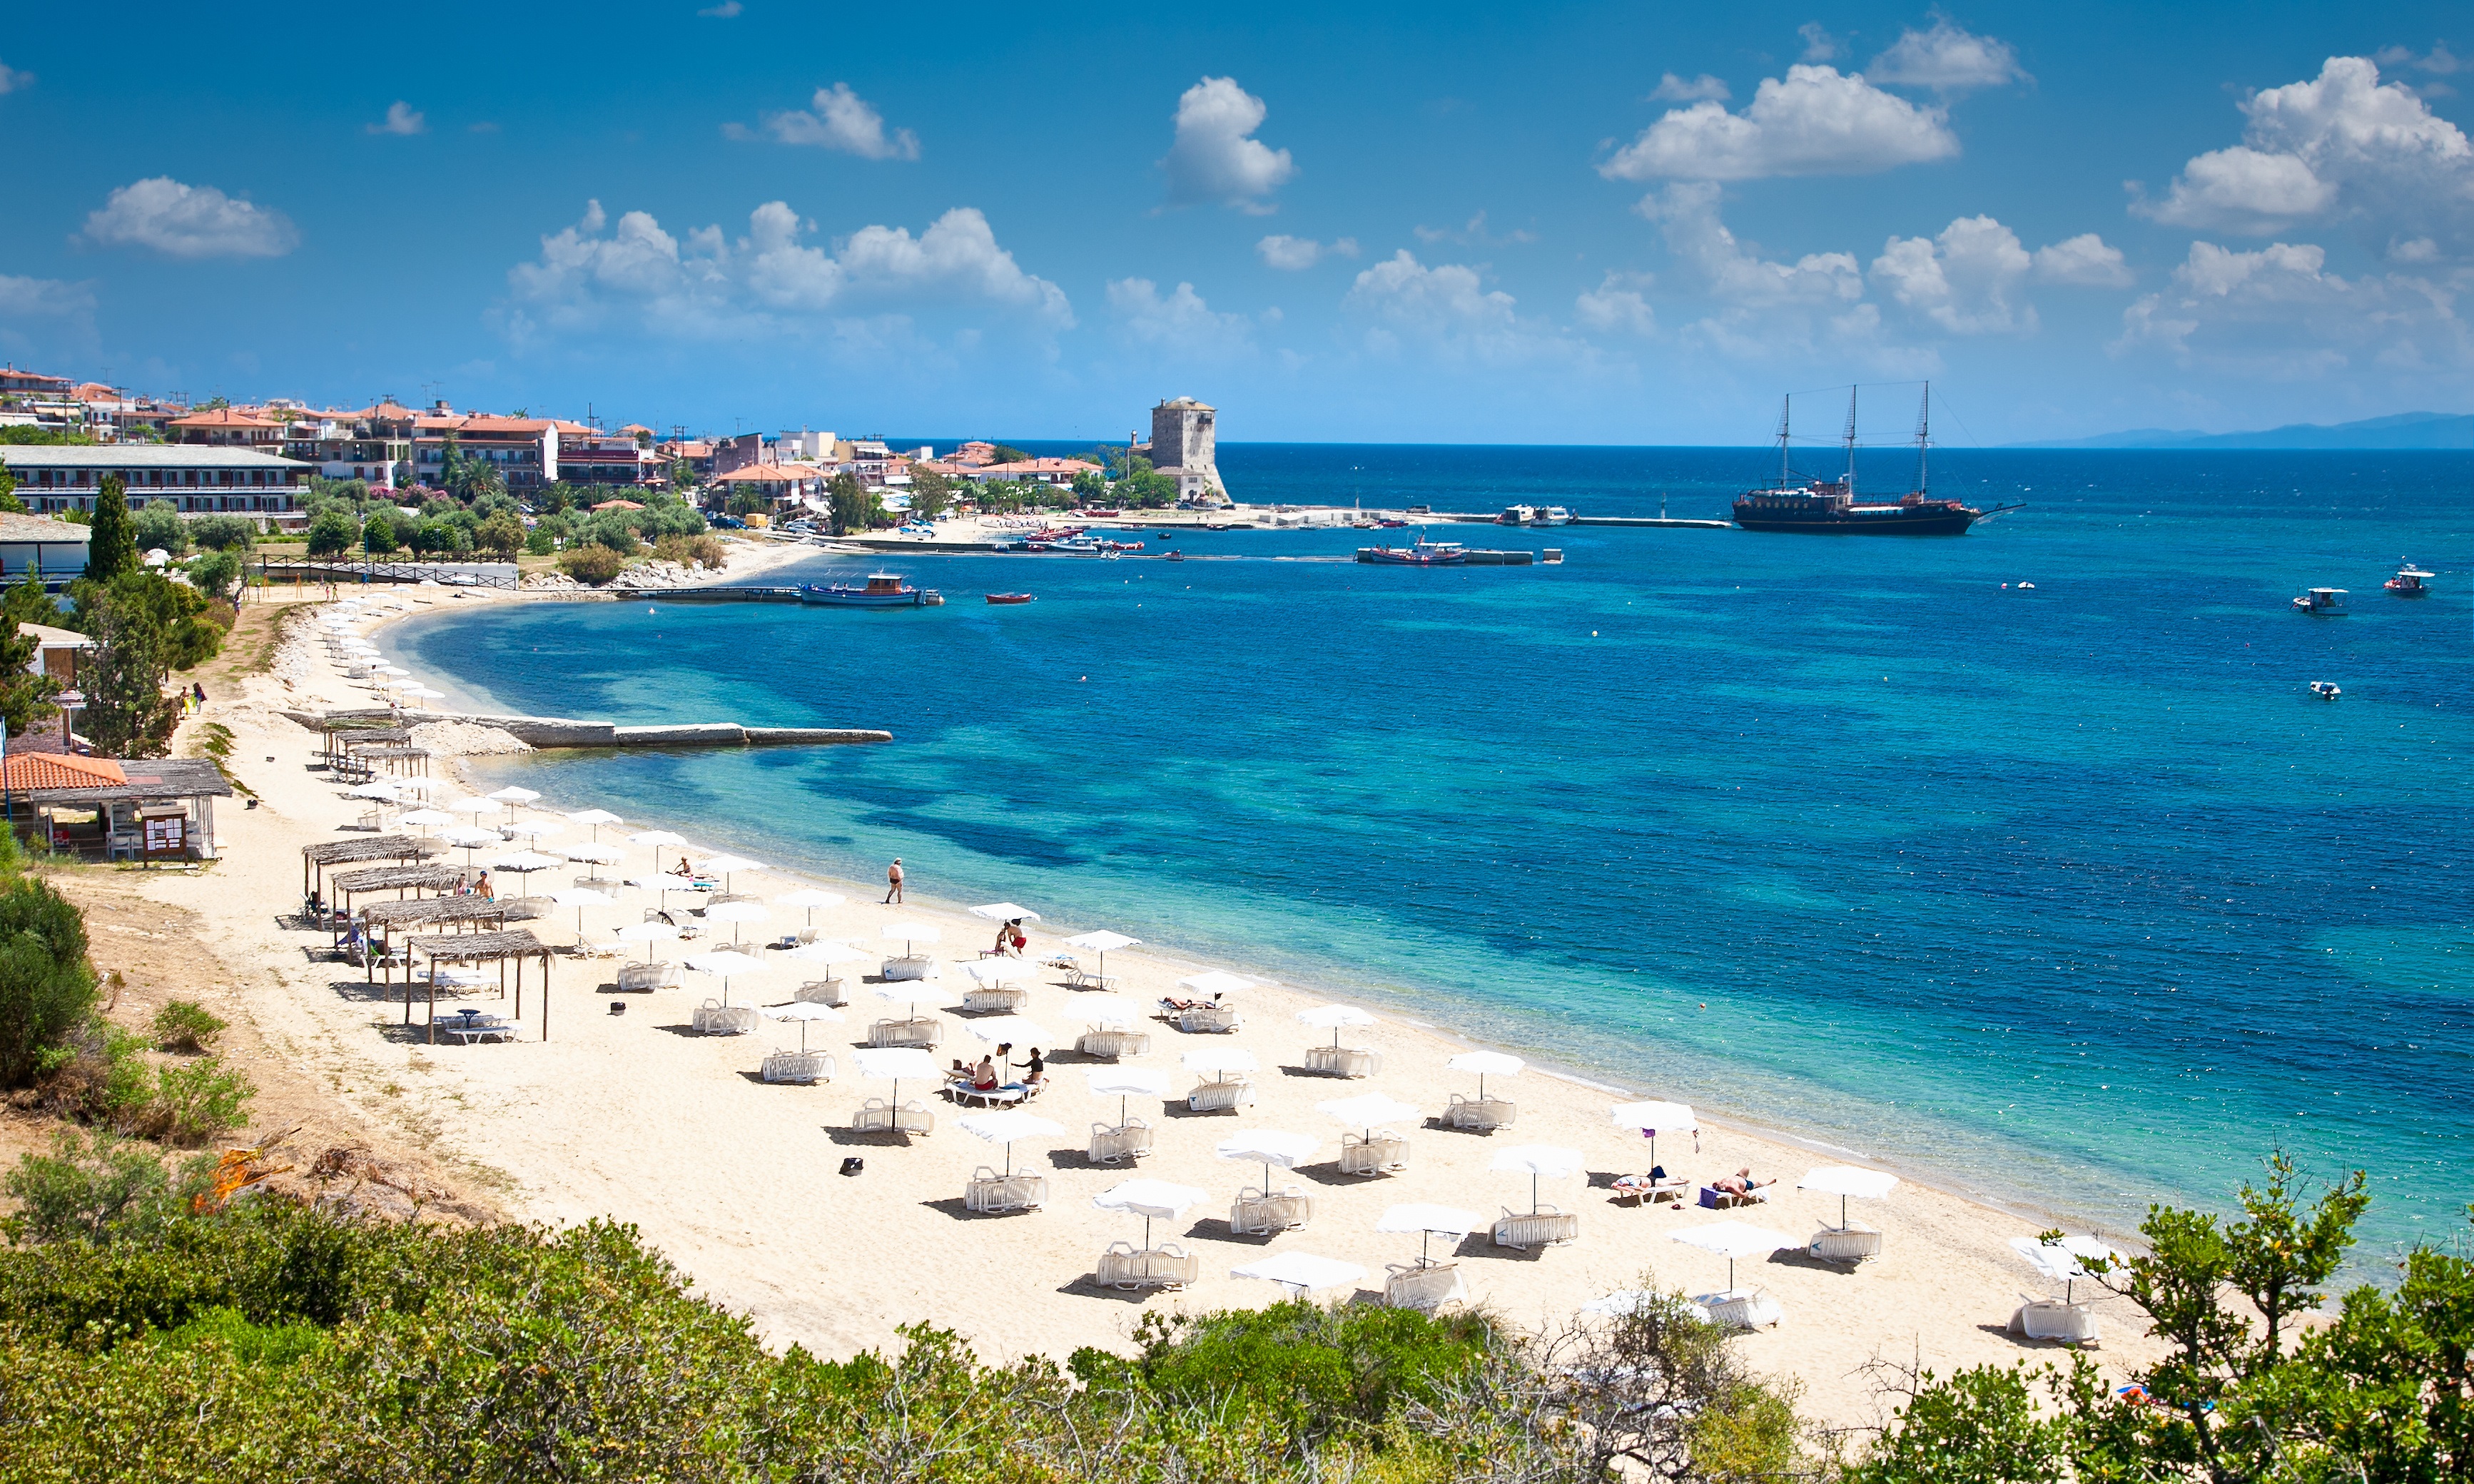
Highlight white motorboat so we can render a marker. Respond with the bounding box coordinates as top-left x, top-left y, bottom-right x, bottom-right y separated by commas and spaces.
1528, 506, 1573, 527
2309, 681, 2341, 701
2292, 588, 2348, 616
